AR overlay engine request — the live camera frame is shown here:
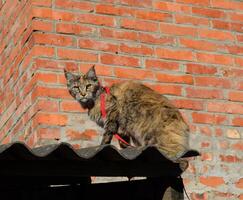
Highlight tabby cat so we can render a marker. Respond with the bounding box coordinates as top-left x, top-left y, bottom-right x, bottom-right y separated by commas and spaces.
64, 66, 190, 162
